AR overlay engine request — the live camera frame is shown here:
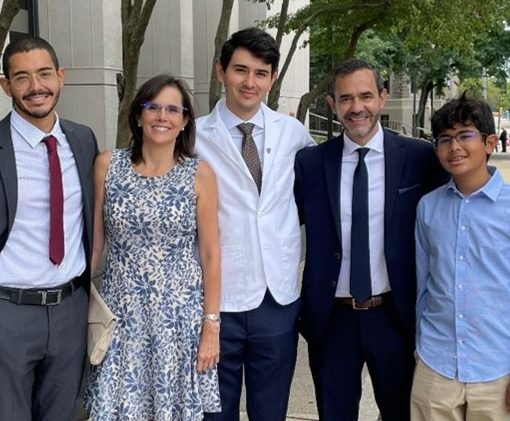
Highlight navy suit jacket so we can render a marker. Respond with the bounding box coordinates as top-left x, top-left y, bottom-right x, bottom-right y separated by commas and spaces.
0, 113, 99, 285
294, 130, 447, 347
